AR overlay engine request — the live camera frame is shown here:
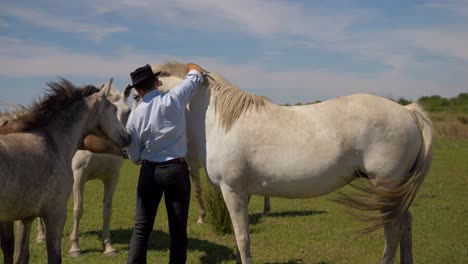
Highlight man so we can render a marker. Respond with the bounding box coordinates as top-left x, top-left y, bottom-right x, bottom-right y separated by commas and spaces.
125, 63, 204, 264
